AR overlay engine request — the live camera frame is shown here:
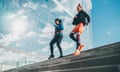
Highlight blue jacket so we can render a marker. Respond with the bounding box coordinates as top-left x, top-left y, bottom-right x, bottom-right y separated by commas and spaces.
54, 23, 64, 34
